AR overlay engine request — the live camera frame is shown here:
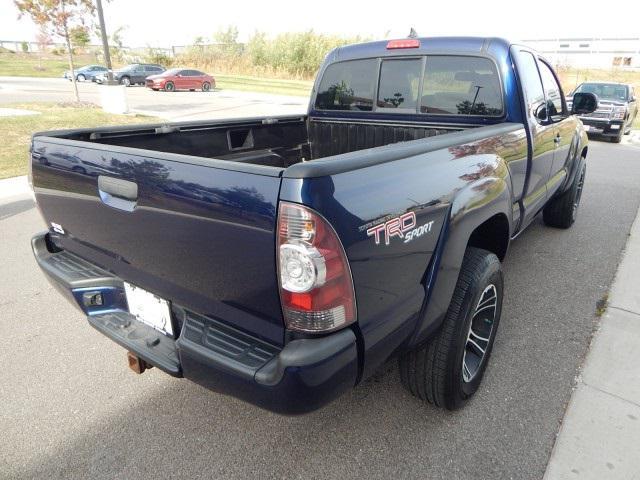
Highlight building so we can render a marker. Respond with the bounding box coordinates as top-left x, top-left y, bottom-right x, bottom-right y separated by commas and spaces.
522, 38, 640, 69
